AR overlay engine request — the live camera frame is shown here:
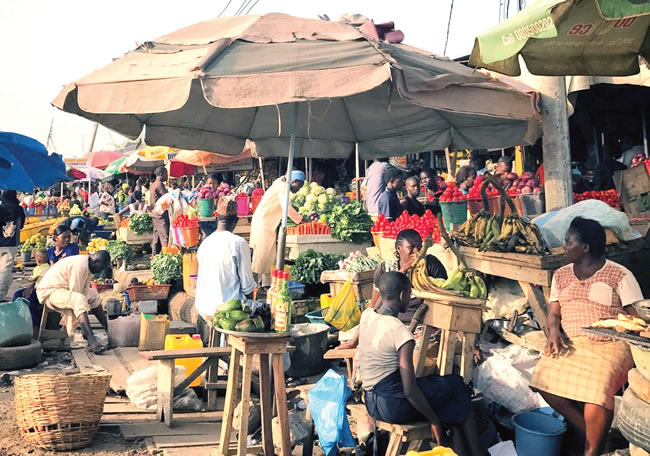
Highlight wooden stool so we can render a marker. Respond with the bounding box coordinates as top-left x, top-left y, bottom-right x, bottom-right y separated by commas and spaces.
217, 333, 292, 456
414, 299, 482, 380
37, 305, 66, 343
